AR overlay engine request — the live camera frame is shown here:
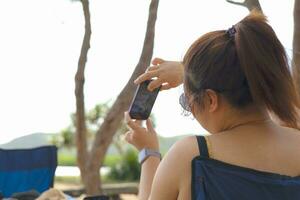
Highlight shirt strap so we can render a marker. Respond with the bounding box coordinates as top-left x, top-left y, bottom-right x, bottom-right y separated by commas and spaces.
196, 135, 210, 158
